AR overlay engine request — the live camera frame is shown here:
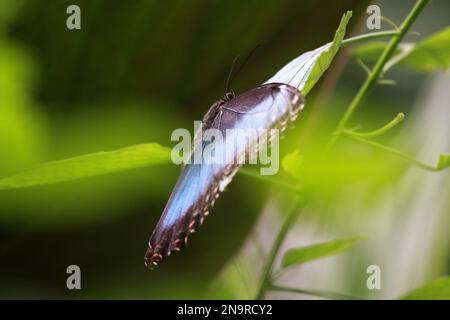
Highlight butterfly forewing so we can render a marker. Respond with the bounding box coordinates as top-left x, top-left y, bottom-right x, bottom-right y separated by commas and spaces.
145, 83, 304, 267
